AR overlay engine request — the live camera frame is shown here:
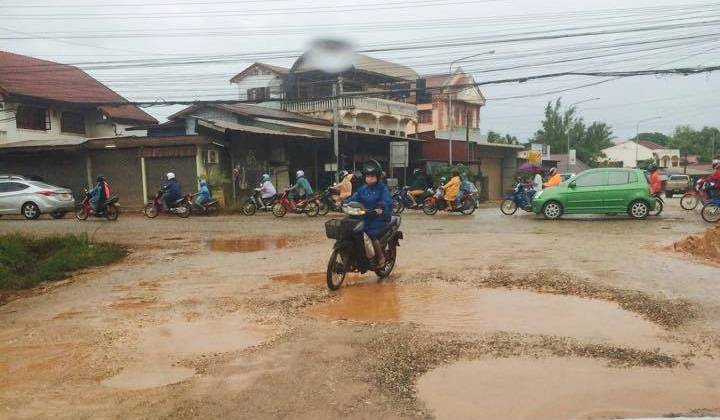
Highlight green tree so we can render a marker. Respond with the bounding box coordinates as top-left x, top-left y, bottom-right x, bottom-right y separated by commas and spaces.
634, 132, 670, 146
487, 130, 519, 145
531, 98, 613, 165
667, 126, 719, 162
